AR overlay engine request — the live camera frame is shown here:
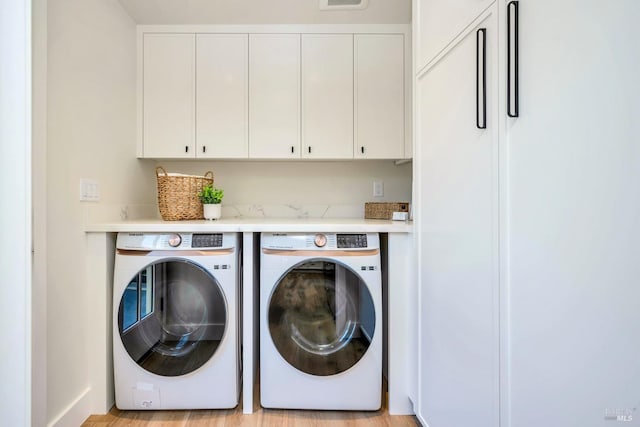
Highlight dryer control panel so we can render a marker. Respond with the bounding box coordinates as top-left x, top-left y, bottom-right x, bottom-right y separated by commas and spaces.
262, 232, 379, 251
117, 232, 234, 250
